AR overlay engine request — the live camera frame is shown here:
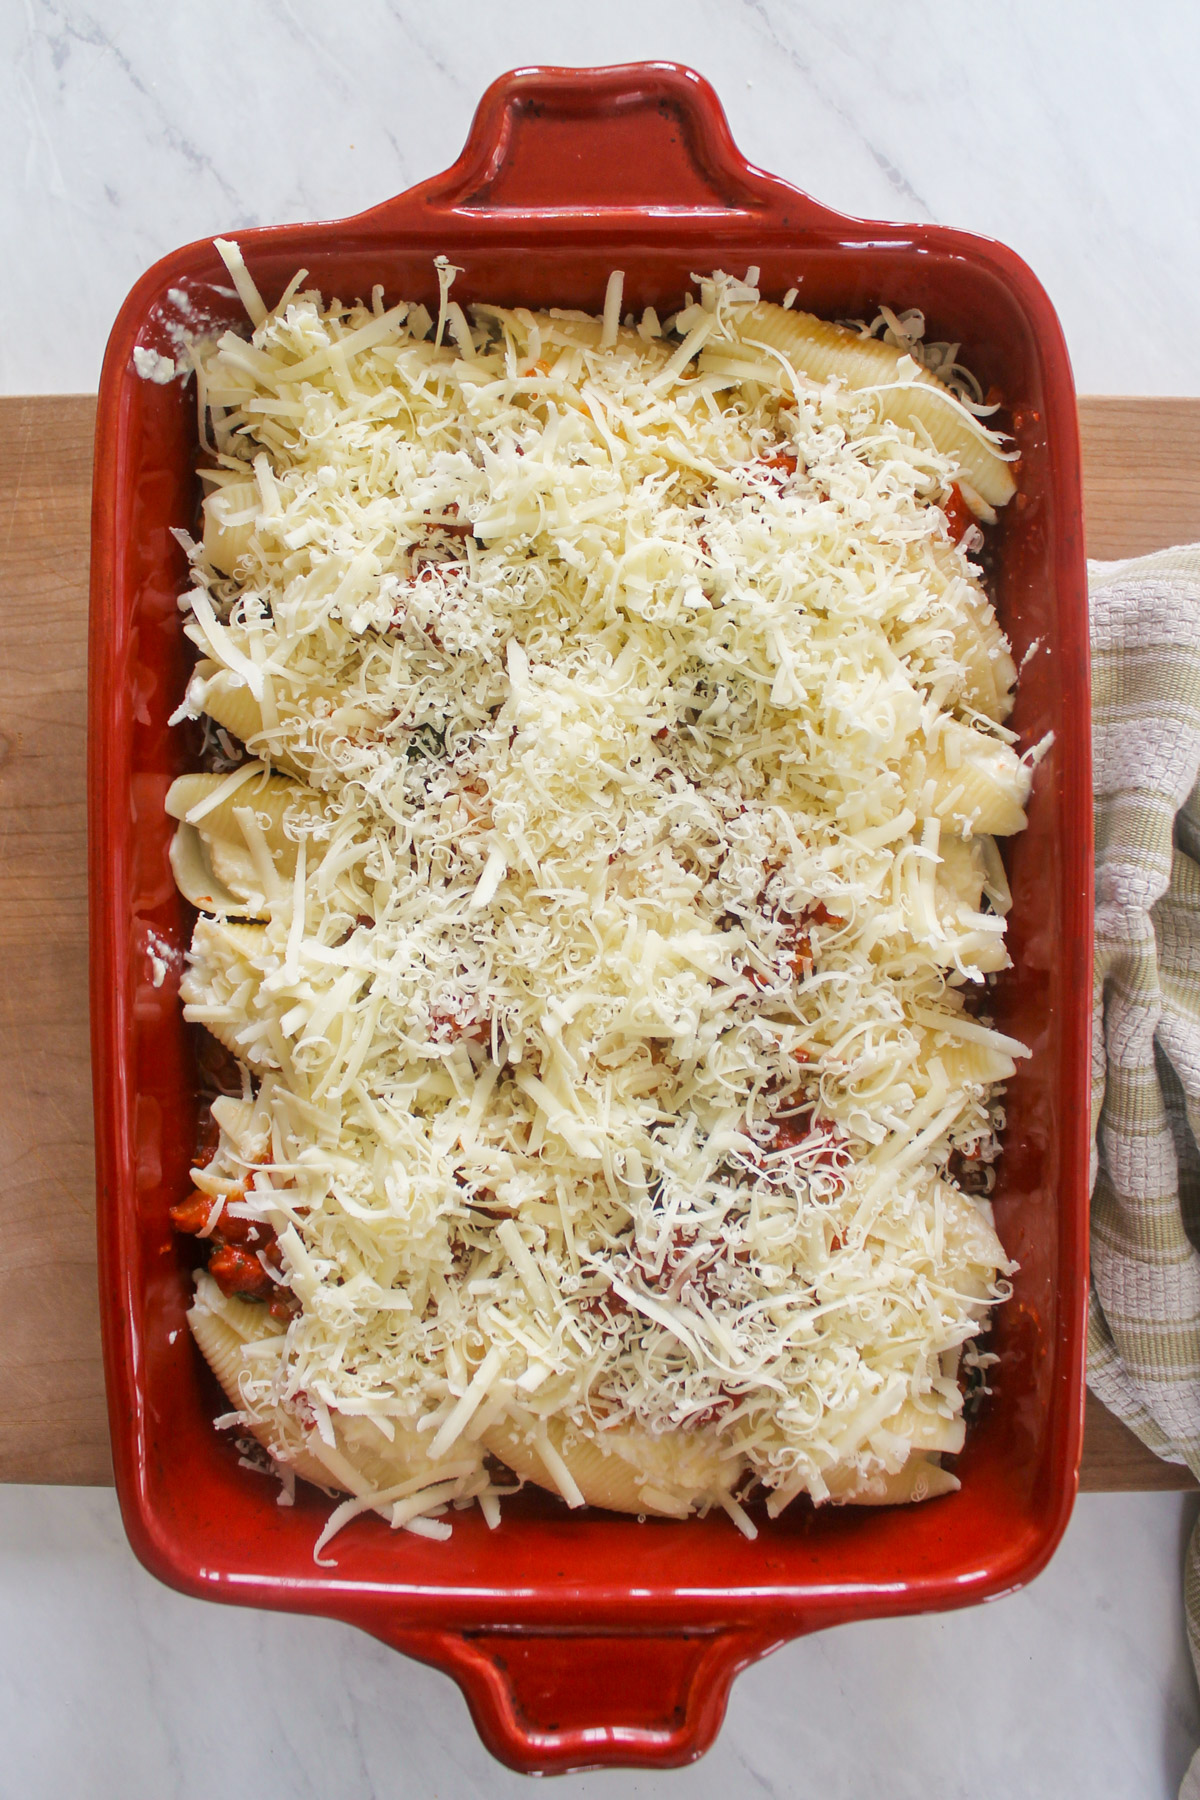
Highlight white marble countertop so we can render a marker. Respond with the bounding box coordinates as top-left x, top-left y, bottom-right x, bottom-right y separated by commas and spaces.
1, 1486, 1197, 1799
3, 3, 1200, 1796
3, 0, 1199, 397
